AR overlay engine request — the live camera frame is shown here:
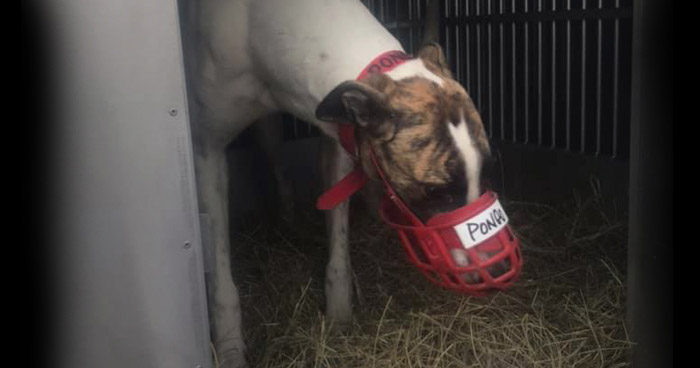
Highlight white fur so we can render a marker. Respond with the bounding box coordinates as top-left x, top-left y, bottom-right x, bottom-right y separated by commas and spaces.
248, 0, 404, 134
181, 1, 448, 366
385, 59, 444, 86
447, 113, 482, 203
323, 141, 355, 322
